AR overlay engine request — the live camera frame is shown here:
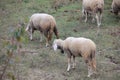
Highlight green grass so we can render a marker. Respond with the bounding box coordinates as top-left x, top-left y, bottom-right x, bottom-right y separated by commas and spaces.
0, 0, 120, 80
